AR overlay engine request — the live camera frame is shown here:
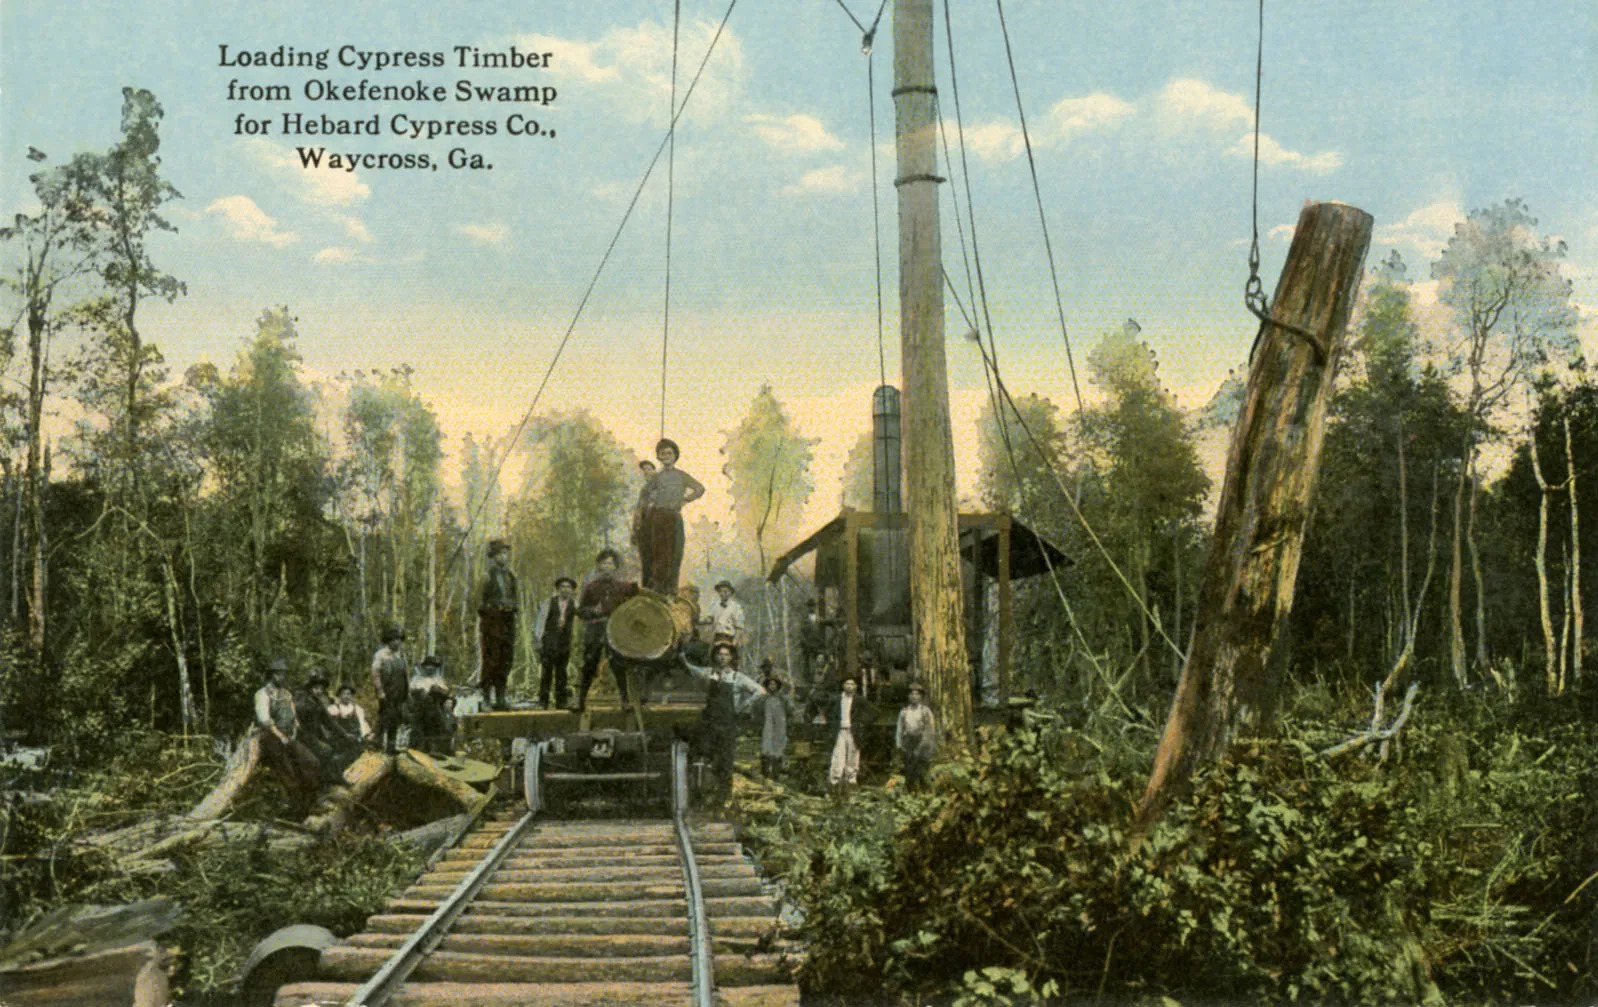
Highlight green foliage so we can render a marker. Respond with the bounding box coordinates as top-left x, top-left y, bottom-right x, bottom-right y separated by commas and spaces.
721, 382, 818, 571
744, 697, 1597, 1005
